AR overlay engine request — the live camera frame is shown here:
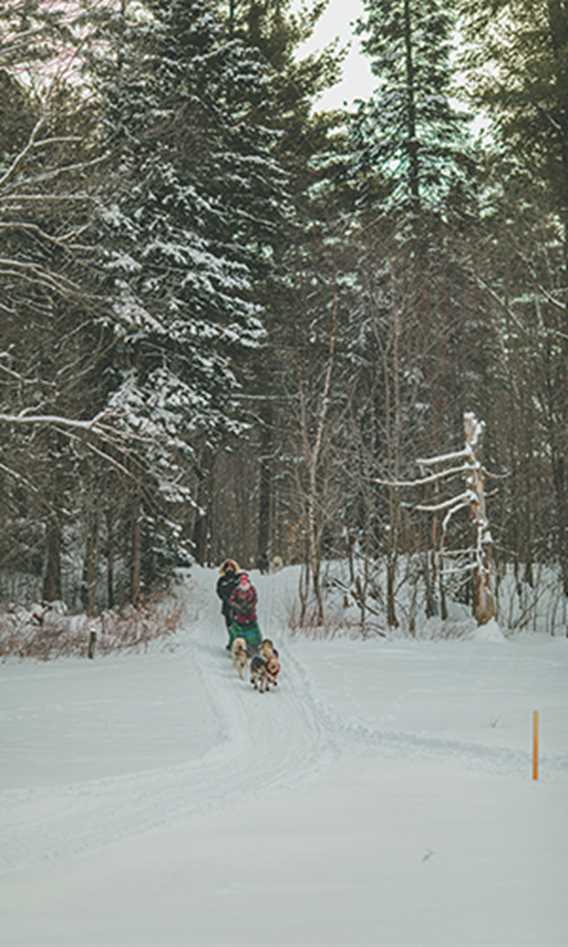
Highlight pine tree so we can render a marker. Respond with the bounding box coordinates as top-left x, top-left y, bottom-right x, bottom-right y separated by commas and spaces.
200, 0, 346, 567
459, 0, 568, 240
82, 0, 291, 579
335, 0, 484, 624
352, 0, 473, 230
459, 0, 568, 597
